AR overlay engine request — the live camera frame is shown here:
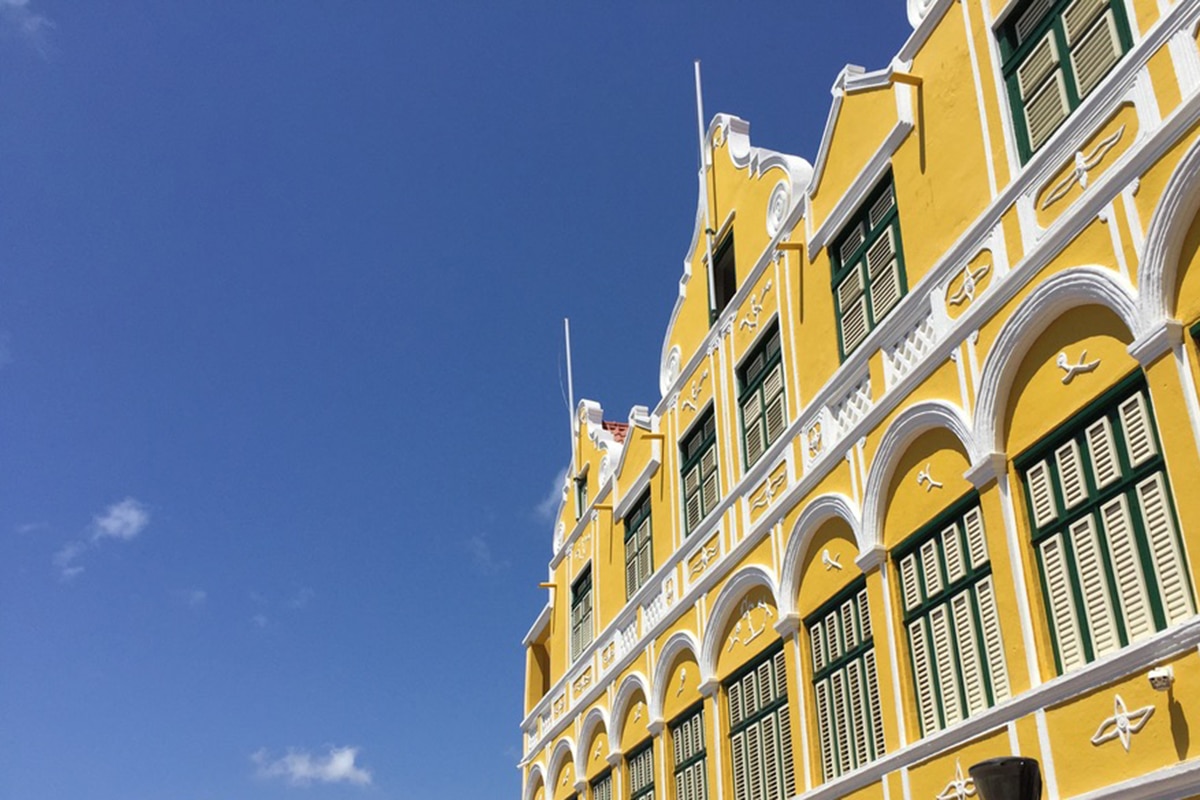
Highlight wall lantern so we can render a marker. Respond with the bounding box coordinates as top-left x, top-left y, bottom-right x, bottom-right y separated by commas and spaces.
969, 757, 1042, 800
